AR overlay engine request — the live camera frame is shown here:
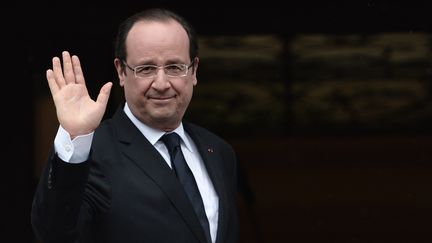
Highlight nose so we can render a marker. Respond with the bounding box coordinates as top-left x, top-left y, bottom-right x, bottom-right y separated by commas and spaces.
151, 67, 170, 90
